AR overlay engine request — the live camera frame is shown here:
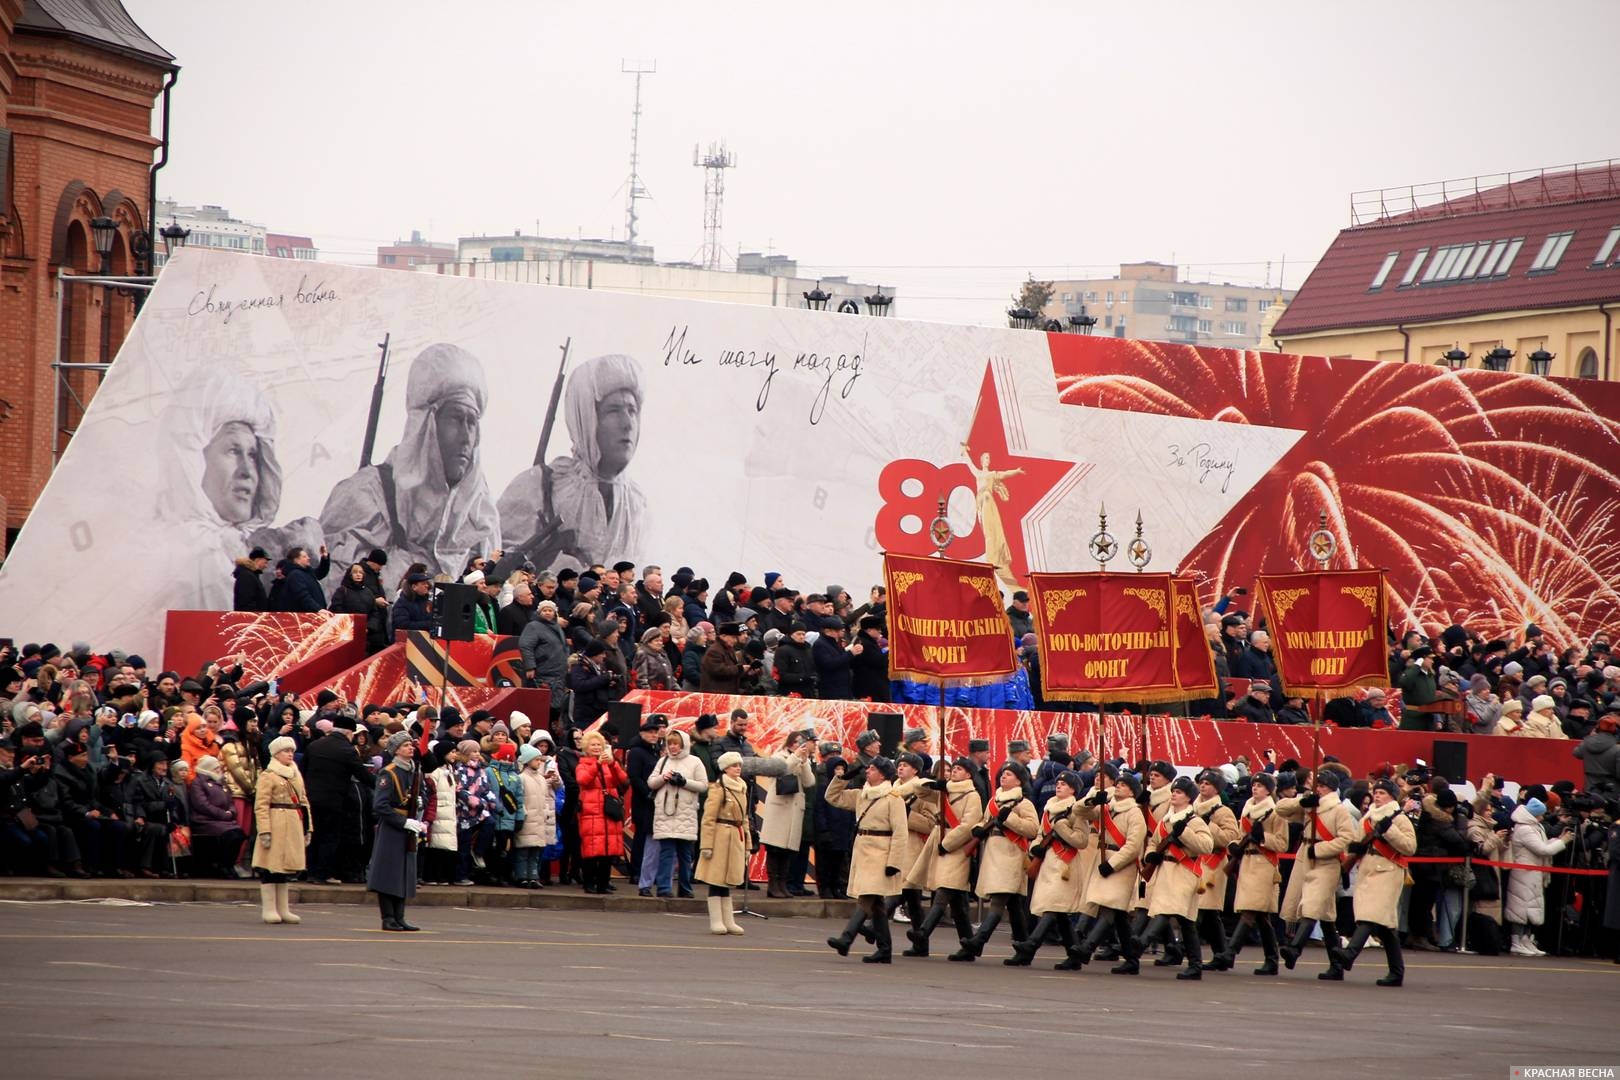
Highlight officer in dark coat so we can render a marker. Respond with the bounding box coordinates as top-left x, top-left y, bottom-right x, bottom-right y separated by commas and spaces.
302, 719, 372, 882
368, 732, 421, 931
812, 617, 855, 700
